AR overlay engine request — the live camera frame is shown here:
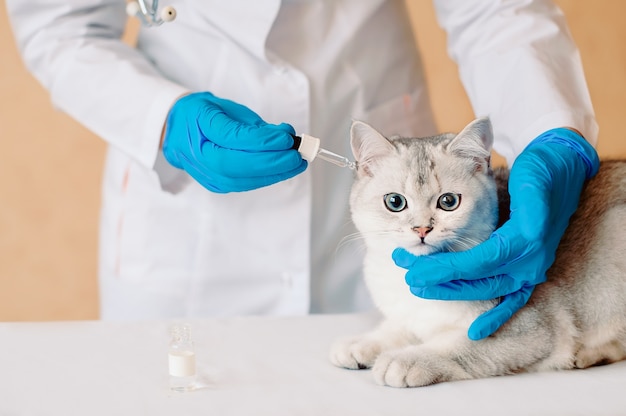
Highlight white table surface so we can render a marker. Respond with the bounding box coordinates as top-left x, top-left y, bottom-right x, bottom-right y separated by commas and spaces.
1, 312, 625, 416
